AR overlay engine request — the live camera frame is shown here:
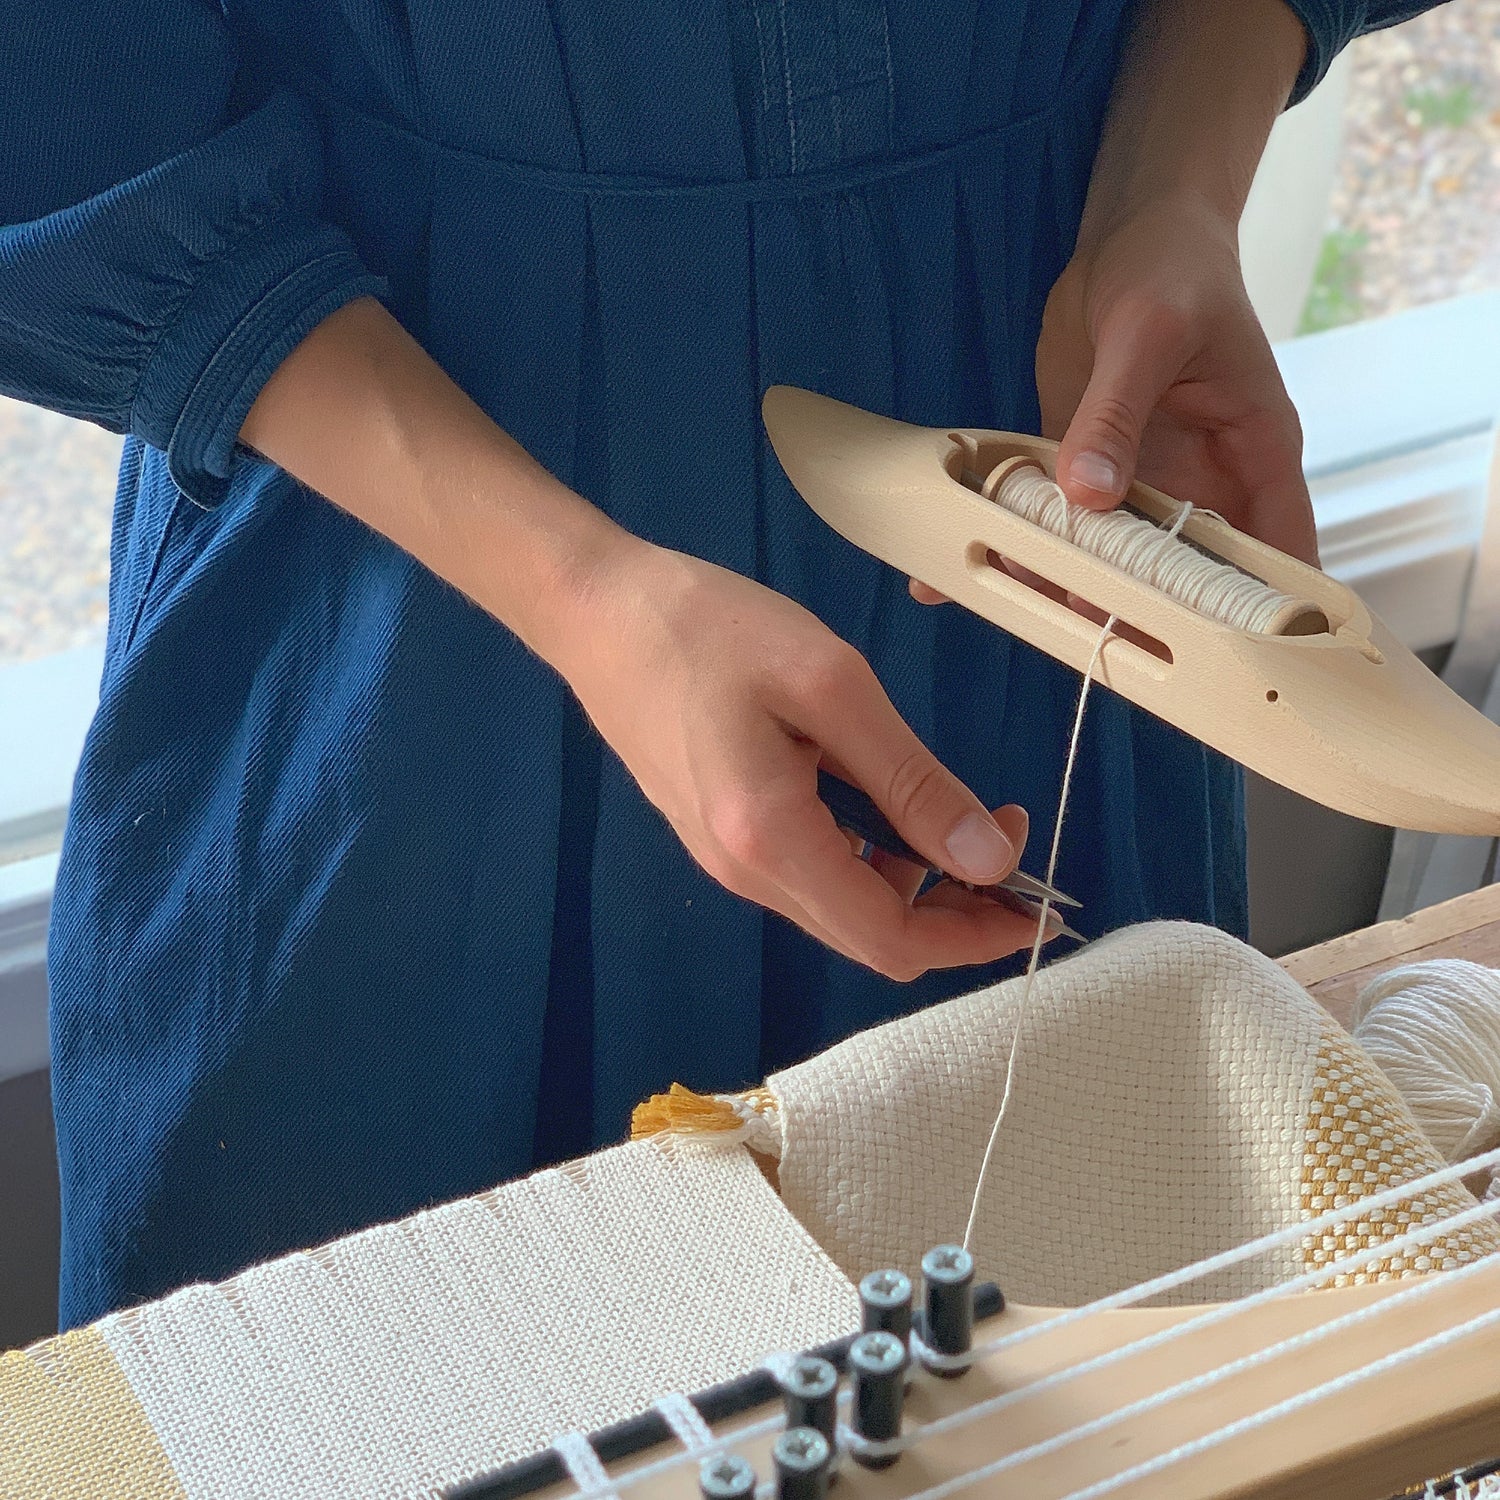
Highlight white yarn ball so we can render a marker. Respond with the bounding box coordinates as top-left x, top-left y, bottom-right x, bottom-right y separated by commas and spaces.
1351, 959, 1500, 1167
